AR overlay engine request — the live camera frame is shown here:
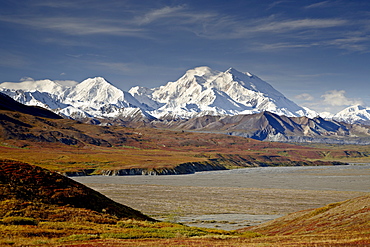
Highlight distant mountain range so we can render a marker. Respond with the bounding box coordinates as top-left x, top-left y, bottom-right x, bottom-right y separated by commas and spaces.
156, 111, 370, 144
1, 66, 370, 144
